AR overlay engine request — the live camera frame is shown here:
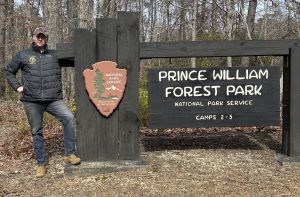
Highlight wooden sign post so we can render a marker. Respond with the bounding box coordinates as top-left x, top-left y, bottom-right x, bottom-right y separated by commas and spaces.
74, 12, 140, 162
56, 12, 300, 166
